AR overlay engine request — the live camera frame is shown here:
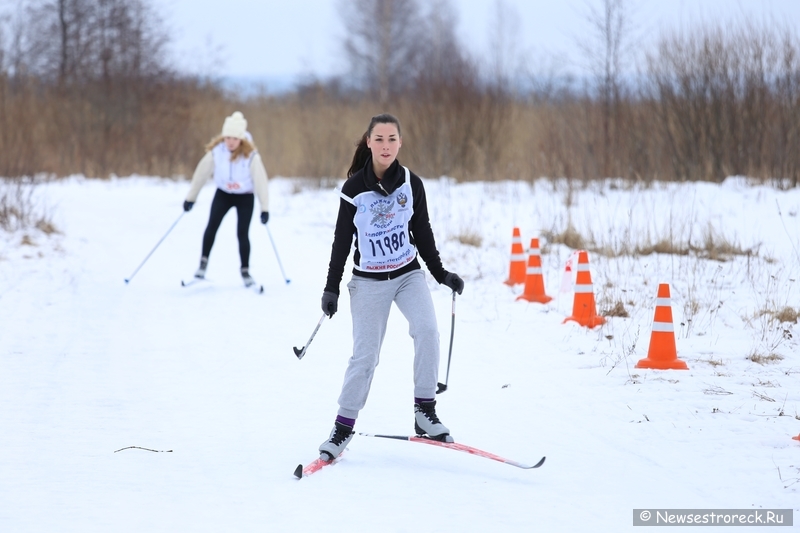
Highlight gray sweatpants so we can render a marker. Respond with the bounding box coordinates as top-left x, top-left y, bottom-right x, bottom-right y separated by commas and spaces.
336, 269, 440, 420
